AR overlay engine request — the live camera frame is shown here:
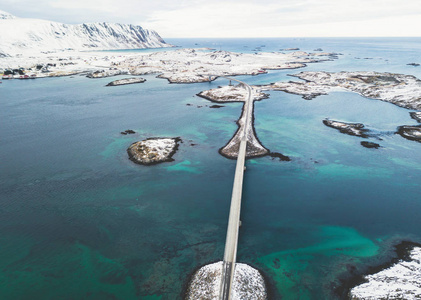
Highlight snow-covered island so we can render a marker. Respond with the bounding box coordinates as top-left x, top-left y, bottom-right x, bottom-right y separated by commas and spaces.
186, 262, 267, 300
260, 71, 421, 110
350, 247, 421, 299
106, 77, 146, 87
127, 138, 181, 165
